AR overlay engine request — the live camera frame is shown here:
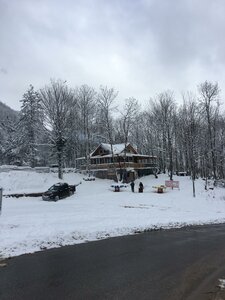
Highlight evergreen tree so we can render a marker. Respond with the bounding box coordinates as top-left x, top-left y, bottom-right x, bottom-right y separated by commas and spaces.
17, 85, 43, 167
